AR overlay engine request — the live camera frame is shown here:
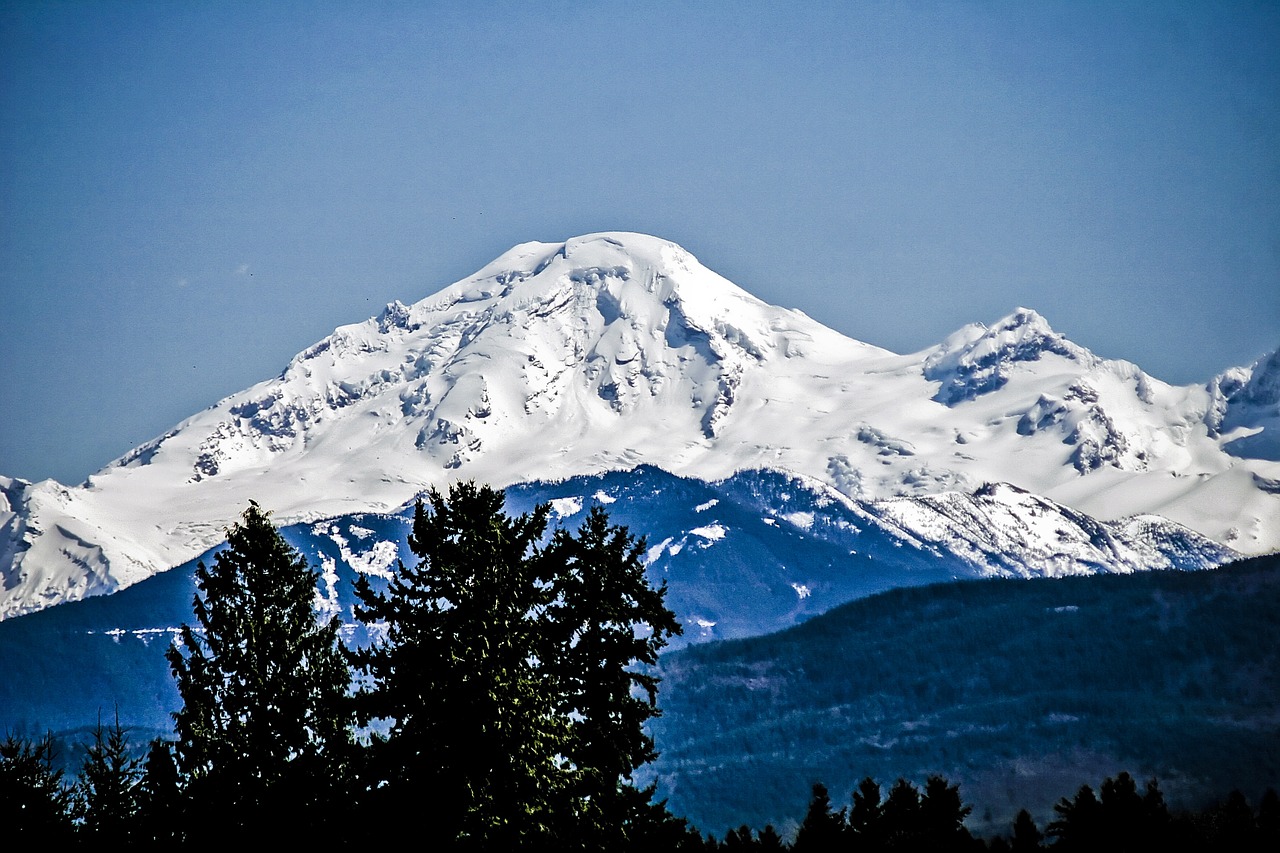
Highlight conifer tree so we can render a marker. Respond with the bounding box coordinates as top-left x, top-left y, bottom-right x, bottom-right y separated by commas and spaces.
1009, 808, 1043, 853
756, 823, 788, 851
166, 500, 353, 842
77, 707, 142, 843
540, 504, 682, 847
848, 776, 884, 849
135, 739, 183, 846
881, 777, 922, 850
1047, 784, 1104, 851
918, 774, 975, 850
350, 483, 565, 848
351, 483, 686, 850
0, 732, 75, 841
792, 781, 846, 851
